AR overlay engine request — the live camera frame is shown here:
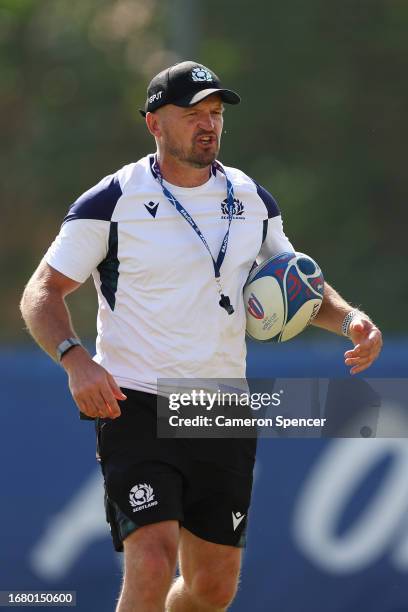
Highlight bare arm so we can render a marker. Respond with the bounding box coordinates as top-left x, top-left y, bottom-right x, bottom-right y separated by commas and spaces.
20, 258, 81, 358
312, 282, 383, 375
20, 259, 125, 418
312, 282, 357, 334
